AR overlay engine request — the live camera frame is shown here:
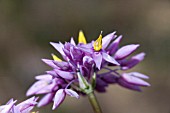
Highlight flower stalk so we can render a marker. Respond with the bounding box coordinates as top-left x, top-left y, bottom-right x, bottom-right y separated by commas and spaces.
88, 92, 102, 113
